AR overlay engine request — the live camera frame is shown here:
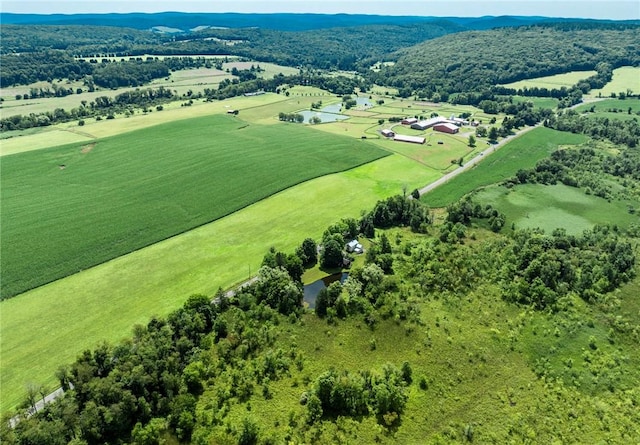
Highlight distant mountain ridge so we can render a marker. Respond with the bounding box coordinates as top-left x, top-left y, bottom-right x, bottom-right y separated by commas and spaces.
2, 12, 638, 32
